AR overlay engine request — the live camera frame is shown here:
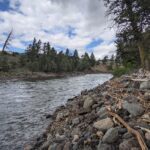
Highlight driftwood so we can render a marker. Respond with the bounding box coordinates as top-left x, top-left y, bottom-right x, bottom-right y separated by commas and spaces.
107, 109, 148, 150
